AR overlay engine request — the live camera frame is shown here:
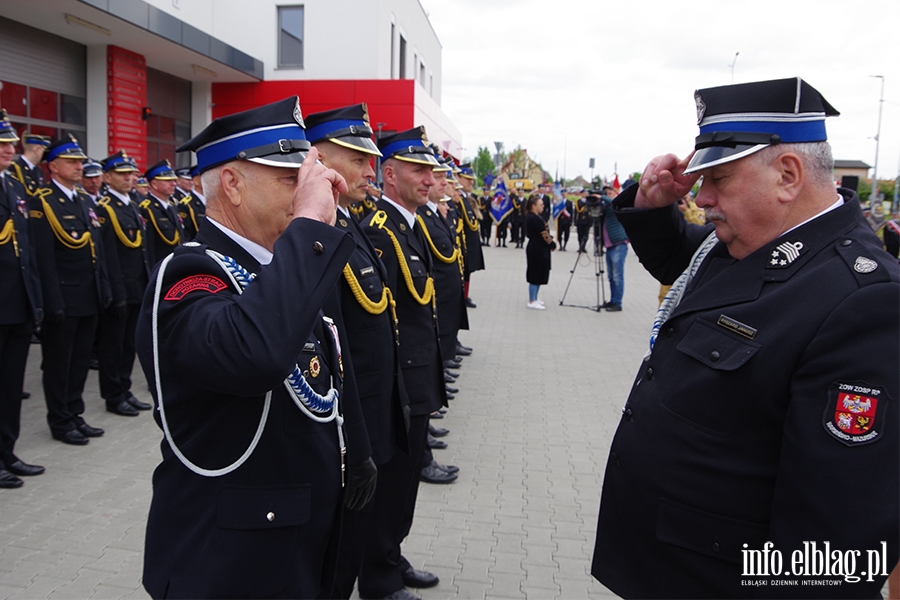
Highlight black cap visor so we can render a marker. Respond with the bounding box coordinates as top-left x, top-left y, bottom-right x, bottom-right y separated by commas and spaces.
243, 138, 311, 169
328, 135, 382, 156
683, 143, 768, 175
392, 152, 440, 167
